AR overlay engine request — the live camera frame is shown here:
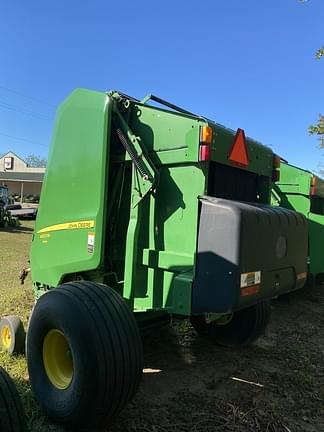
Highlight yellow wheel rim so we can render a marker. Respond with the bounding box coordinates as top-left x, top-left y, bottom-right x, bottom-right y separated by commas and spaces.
1, 325, 12, 350
43, 329, 74, 390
